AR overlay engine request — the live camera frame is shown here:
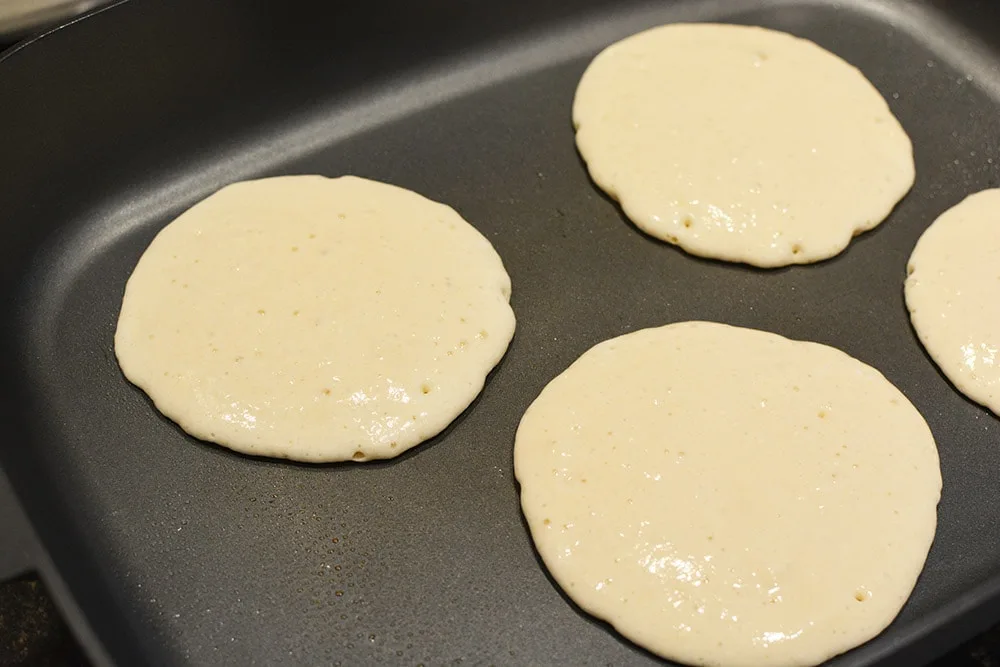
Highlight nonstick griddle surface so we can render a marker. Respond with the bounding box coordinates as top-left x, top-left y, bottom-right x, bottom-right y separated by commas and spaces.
2, 0, 1000, 665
